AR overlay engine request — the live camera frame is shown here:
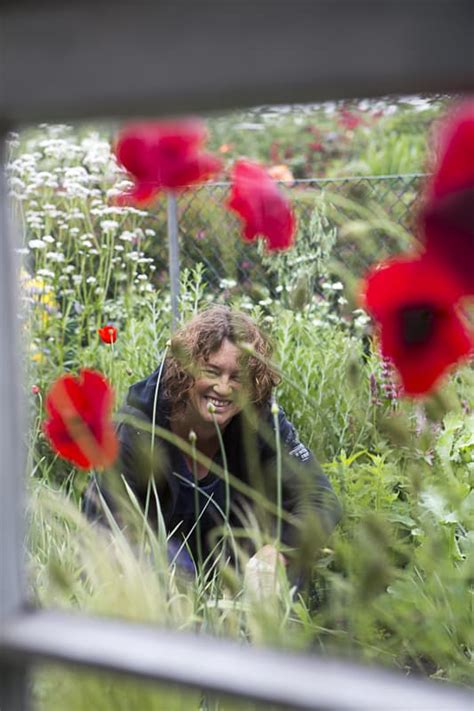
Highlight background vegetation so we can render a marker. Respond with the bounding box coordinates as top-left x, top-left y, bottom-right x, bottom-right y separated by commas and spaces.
11, 97, 473, 709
